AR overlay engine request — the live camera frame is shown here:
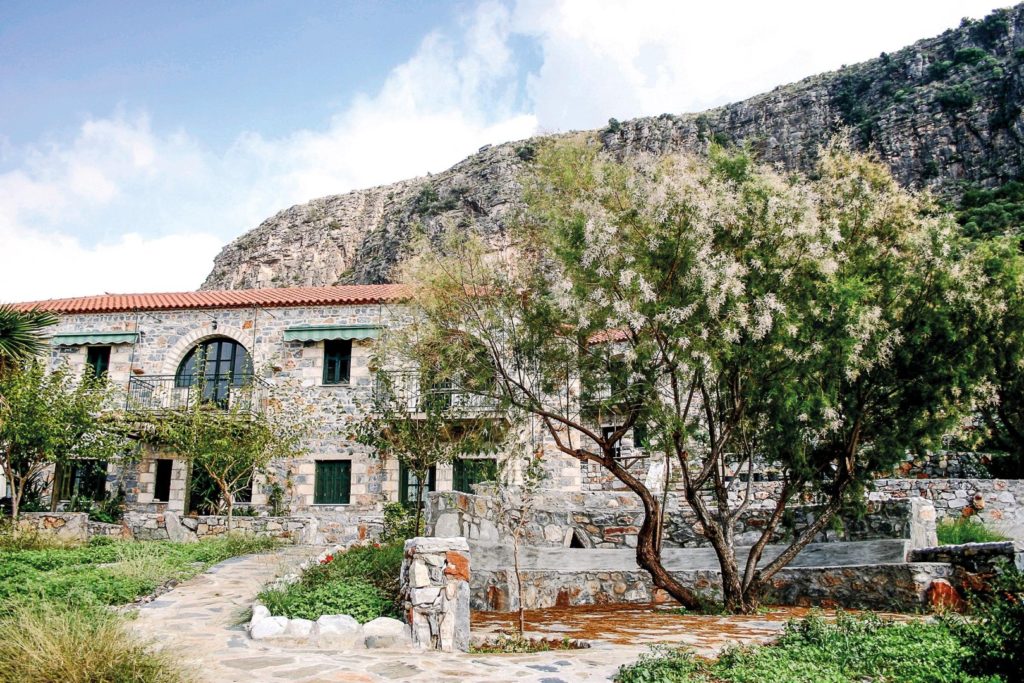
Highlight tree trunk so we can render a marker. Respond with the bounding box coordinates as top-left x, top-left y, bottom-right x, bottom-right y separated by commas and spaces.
10, 484, 20, 520
414, 478, 425, 536
226, 493, 234, 532
513, 528, 525, 635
